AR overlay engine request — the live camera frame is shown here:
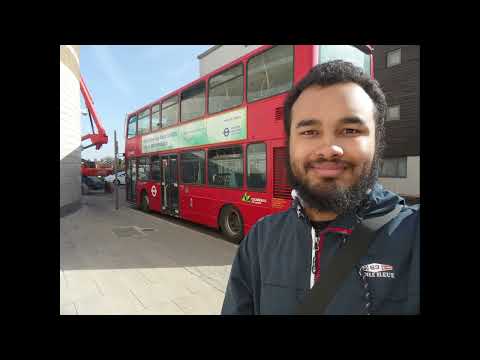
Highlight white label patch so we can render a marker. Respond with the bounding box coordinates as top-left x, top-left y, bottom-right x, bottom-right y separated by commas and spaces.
361, 263, 395, 279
